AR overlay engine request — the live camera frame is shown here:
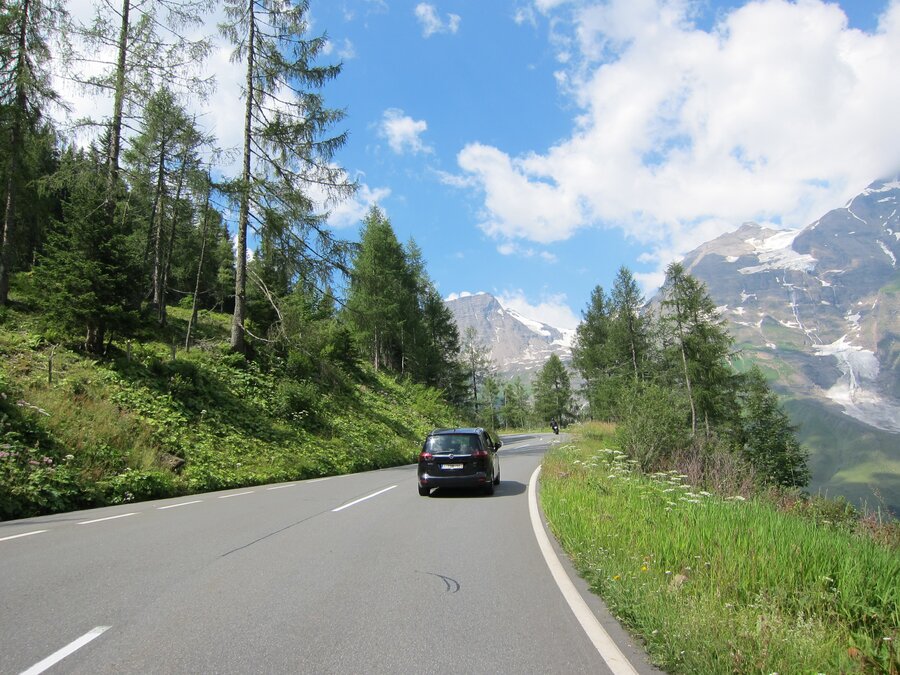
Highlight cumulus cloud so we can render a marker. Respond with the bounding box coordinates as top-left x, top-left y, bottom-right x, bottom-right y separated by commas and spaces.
415, 3, 462, 37
459, 0, 900, 273
321, 182, 392, 229
379, 108, 433, 155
